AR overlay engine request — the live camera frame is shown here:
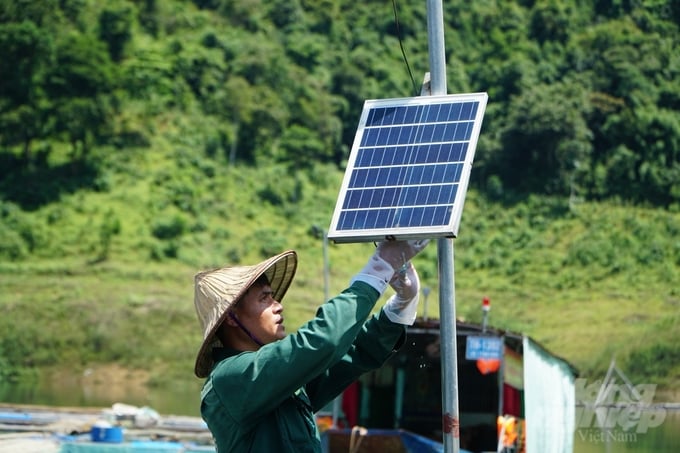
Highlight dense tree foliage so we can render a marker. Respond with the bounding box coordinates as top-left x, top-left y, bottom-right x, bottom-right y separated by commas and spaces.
0, 1, 679, 390
1, 0, 678, 206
